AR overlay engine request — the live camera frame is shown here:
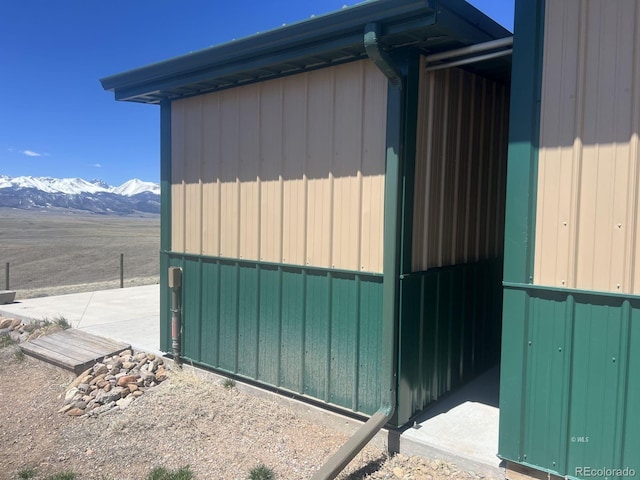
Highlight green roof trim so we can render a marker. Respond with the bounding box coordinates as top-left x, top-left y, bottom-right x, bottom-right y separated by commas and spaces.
101, 0, 511, 104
